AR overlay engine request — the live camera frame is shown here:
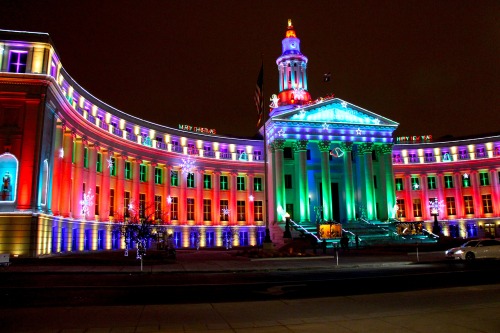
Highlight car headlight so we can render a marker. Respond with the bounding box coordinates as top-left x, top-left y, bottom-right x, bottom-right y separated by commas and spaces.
455, 250, 463, 255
